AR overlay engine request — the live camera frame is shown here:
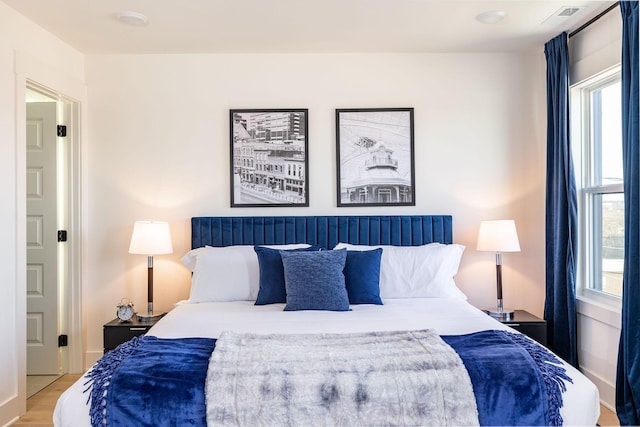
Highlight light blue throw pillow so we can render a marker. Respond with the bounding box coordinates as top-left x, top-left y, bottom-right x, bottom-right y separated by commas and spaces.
280, 249, 350, 311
